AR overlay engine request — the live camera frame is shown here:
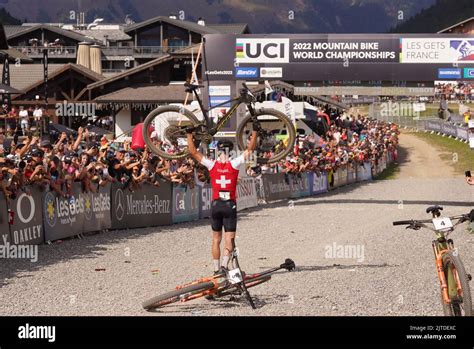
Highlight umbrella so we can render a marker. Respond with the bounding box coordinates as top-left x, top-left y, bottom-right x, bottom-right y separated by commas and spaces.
48, 122, 77, 137
0, 83, 21, 94
86, 125, 112, 137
